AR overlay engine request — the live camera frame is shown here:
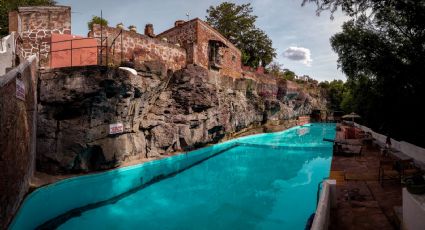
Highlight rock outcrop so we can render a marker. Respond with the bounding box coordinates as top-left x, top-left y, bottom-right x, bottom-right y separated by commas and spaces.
37, 63, 326, 174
